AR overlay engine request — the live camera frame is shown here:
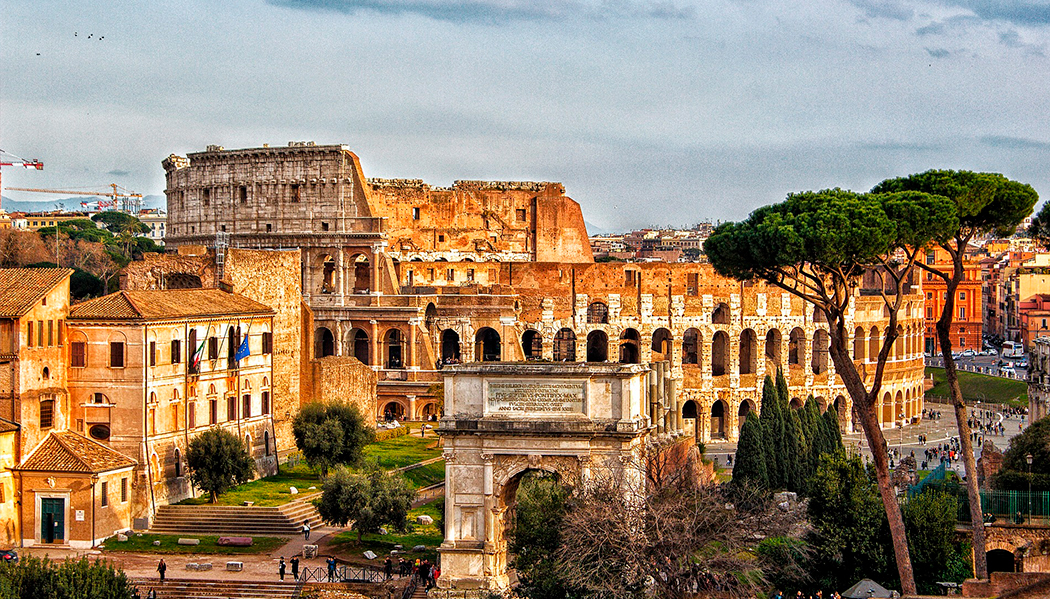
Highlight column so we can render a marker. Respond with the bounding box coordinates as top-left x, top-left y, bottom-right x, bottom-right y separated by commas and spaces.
407, 318, 420, 369
369, 320, 379, 368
